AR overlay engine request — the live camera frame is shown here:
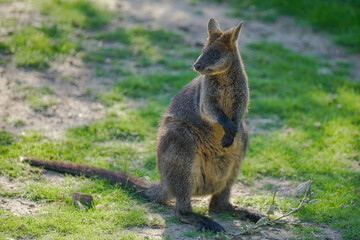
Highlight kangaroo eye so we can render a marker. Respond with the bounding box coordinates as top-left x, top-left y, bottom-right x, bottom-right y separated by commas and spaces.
212, 52, 220, 58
